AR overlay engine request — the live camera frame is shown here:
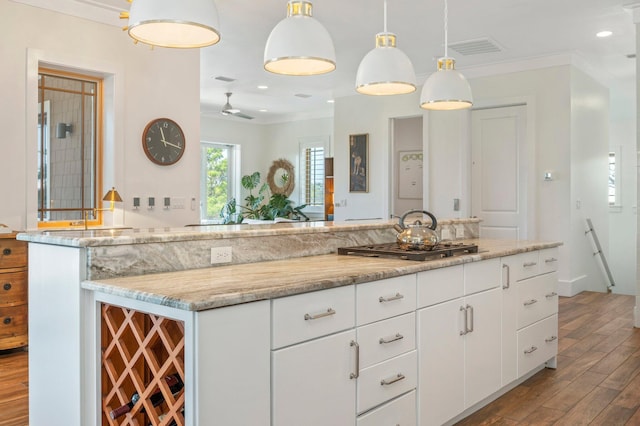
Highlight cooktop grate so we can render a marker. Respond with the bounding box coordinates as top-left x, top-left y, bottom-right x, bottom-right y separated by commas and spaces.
337, 242, 479, 261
